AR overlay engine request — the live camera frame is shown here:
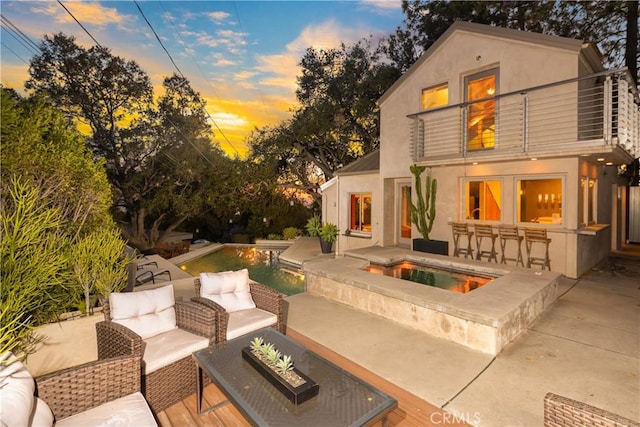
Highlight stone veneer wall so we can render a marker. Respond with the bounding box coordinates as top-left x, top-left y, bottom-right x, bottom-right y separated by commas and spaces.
305, 271, 558, 355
